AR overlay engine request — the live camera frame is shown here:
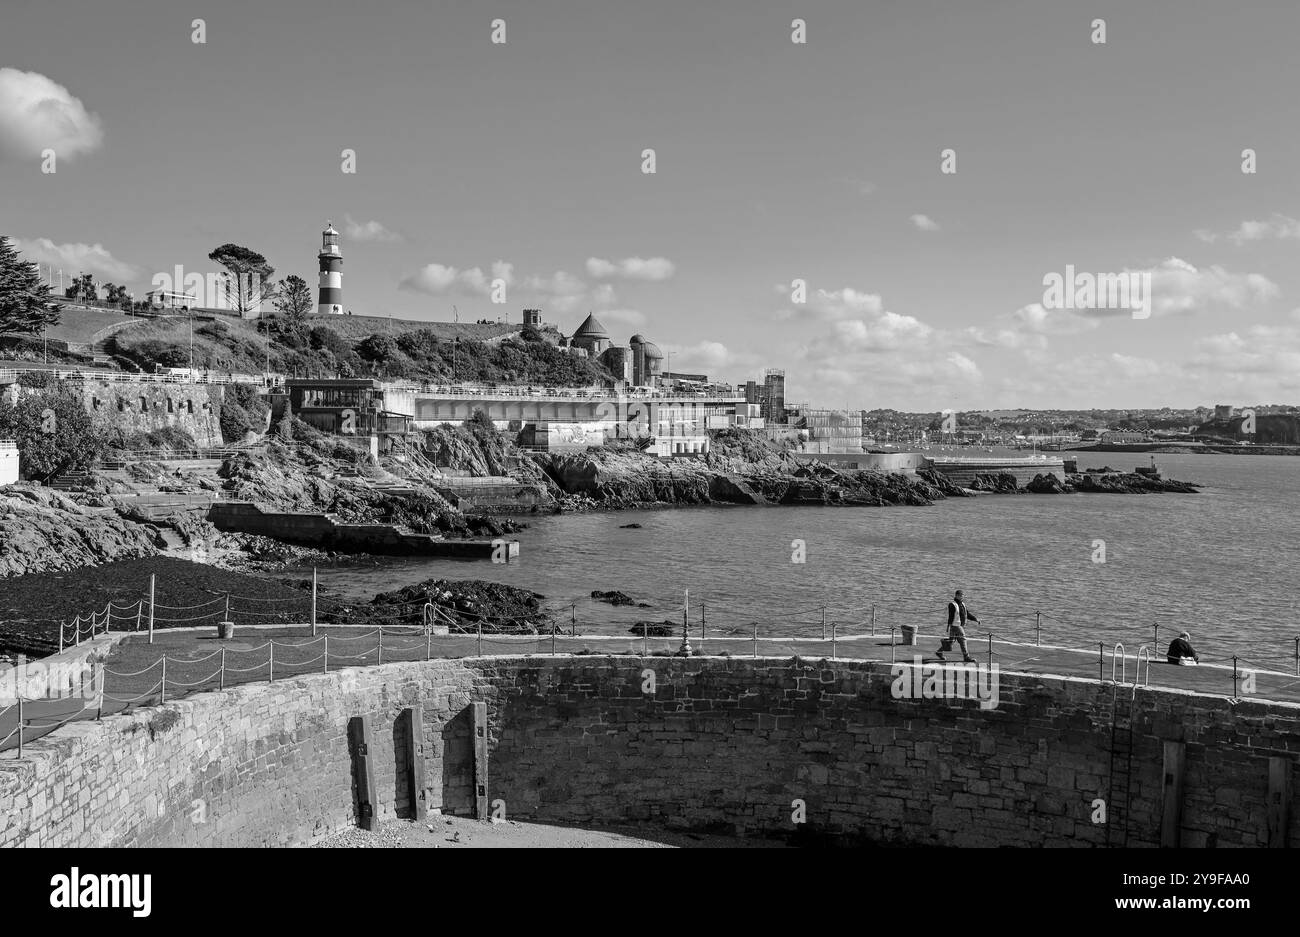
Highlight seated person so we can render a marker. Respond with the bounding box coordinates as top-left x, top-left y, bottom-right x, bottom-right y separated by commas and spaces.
1167, 631, 1200, 665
